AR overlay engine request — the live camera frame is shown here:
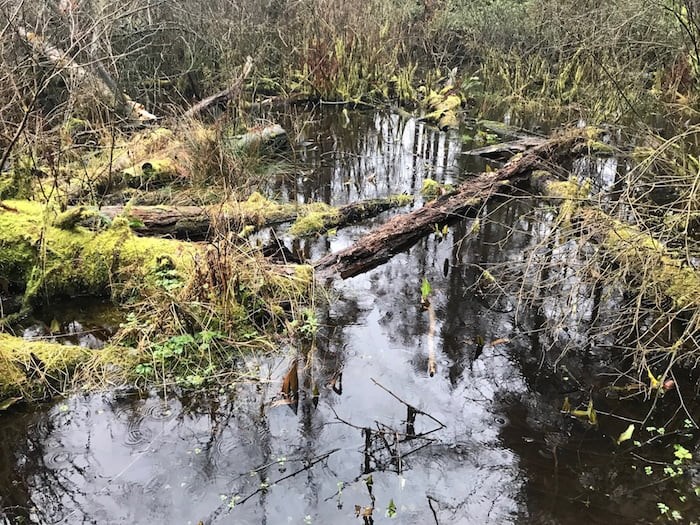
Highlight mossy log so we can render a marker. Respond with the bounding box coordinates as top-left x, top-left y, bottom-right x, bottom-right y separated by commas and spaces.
88, 194, 413, 239
532, 172, 700, 311
0, 333, 133, 403
0, 200, 196, 311
420, 88, 462, 130
314, 127, 596, 278
65, 125, 290, 203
